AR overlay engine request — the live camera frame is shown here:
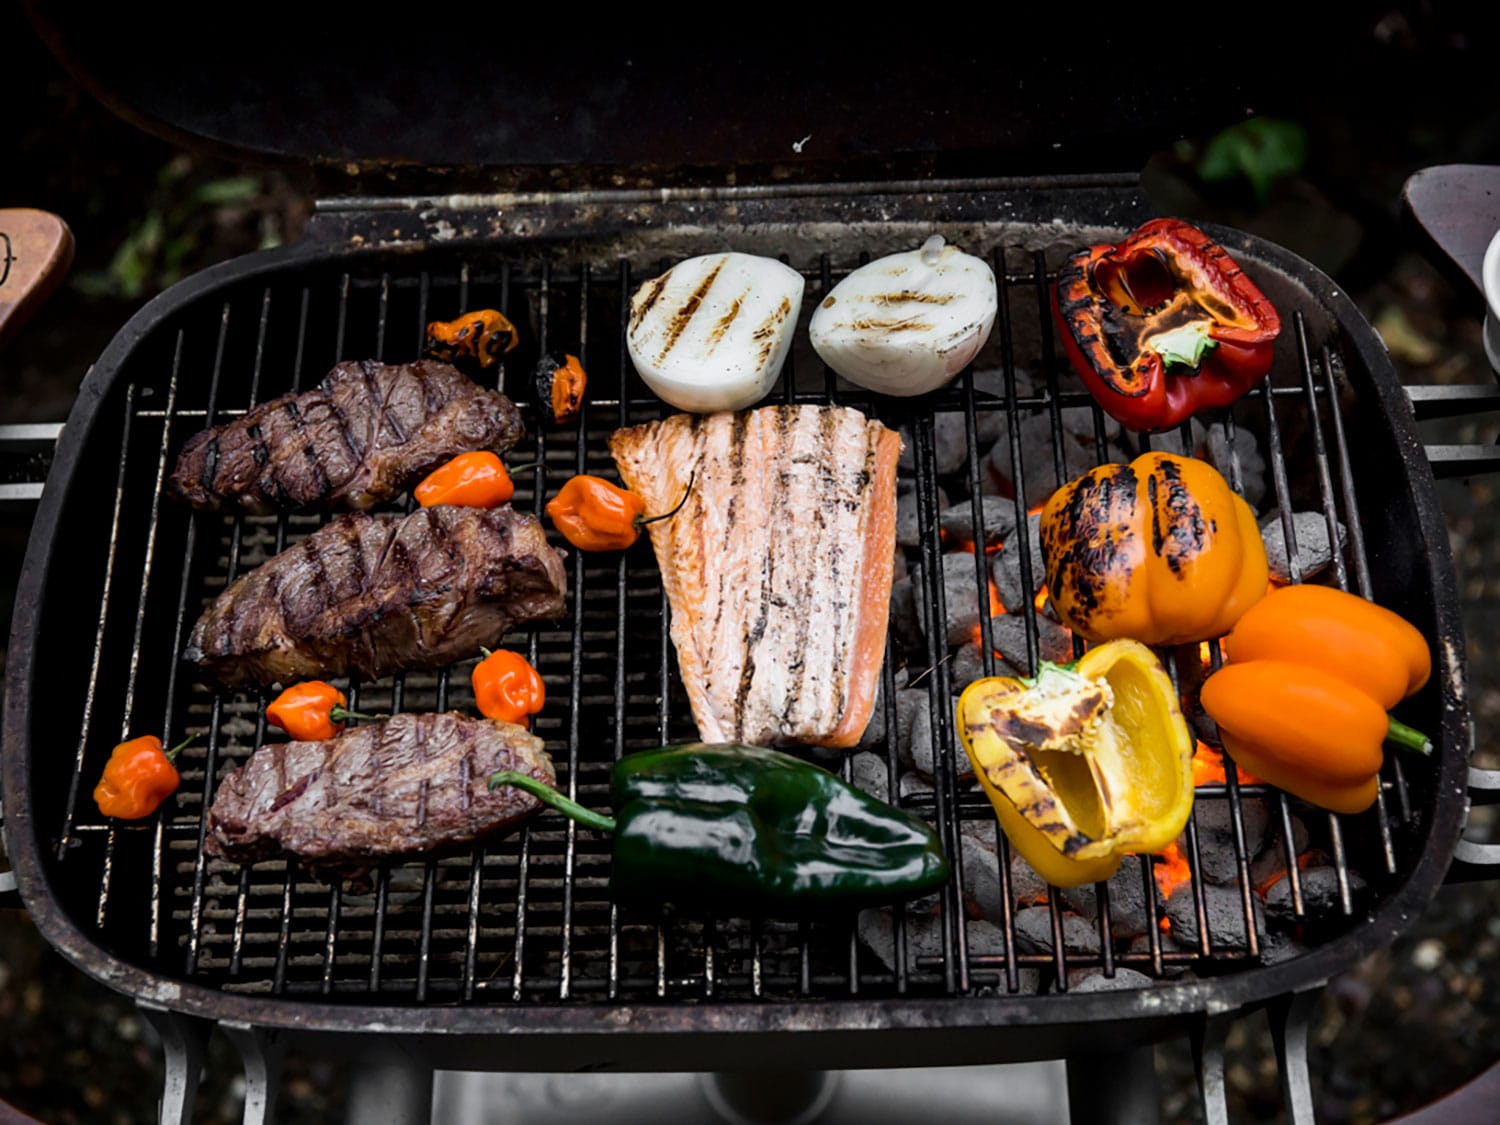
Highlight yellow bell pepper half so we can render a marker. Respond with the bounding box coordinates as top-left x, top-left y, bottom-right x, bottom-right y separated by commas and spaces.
956, 639, 1195, 888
